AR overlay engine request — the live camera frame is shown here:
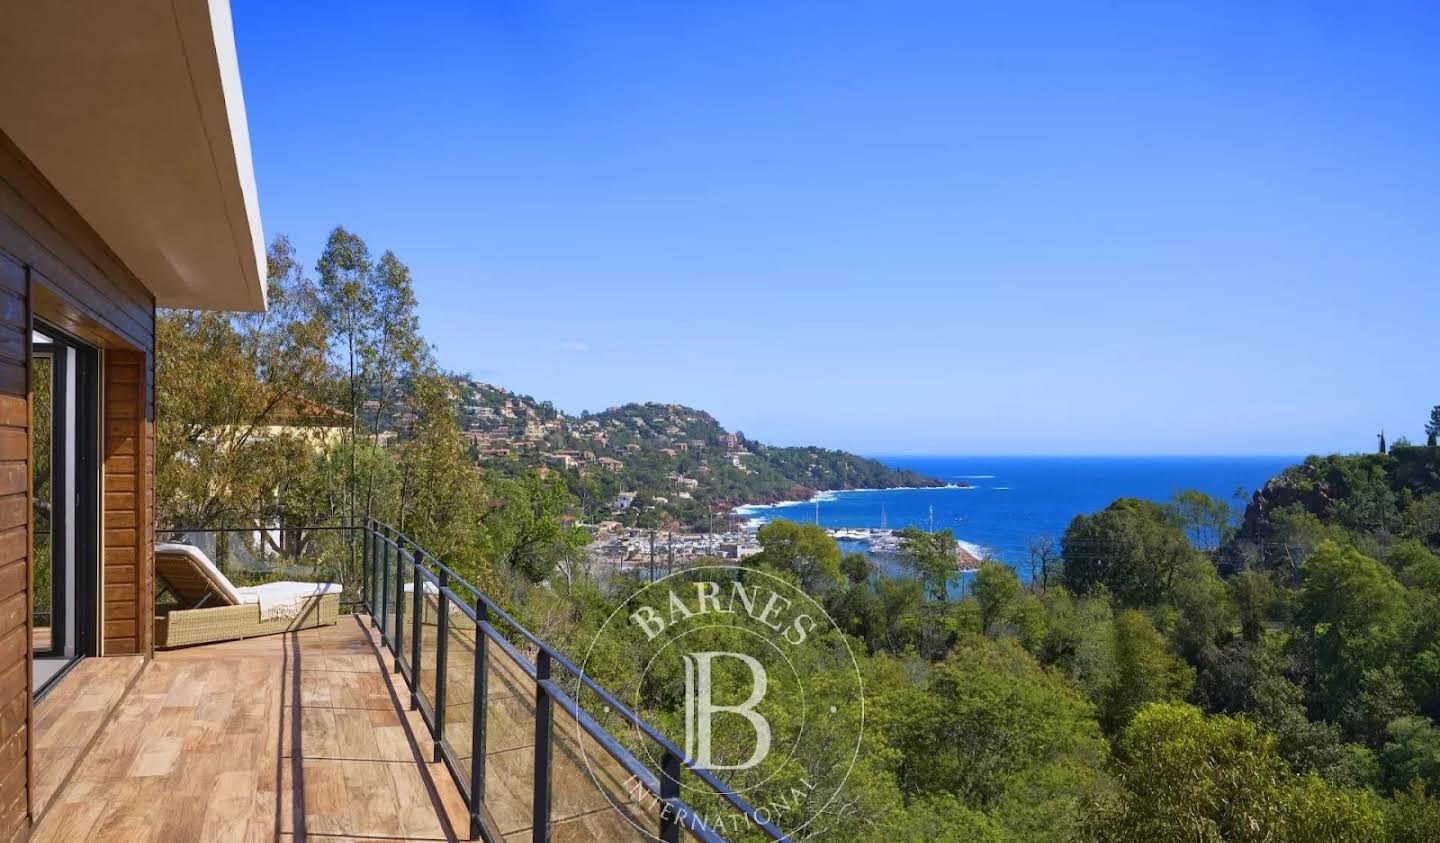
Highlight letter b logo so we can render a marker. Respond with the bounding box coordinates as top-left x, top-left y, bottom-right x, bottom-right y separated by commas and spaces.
682, 652, 771, 771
